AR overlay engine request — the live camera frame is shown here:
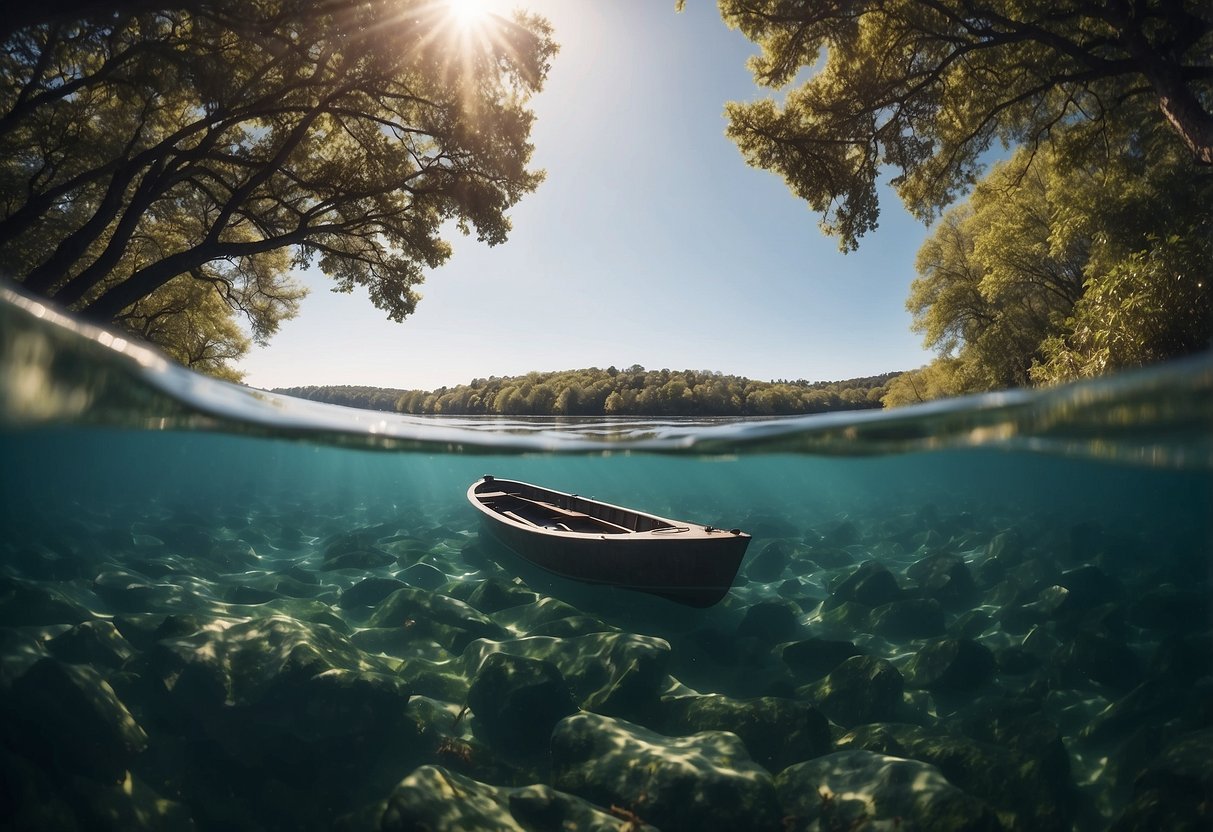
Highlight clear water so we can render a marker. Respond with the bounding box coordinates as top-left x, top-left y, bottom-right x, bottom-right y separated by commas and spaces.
1, 285, 1210, 831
